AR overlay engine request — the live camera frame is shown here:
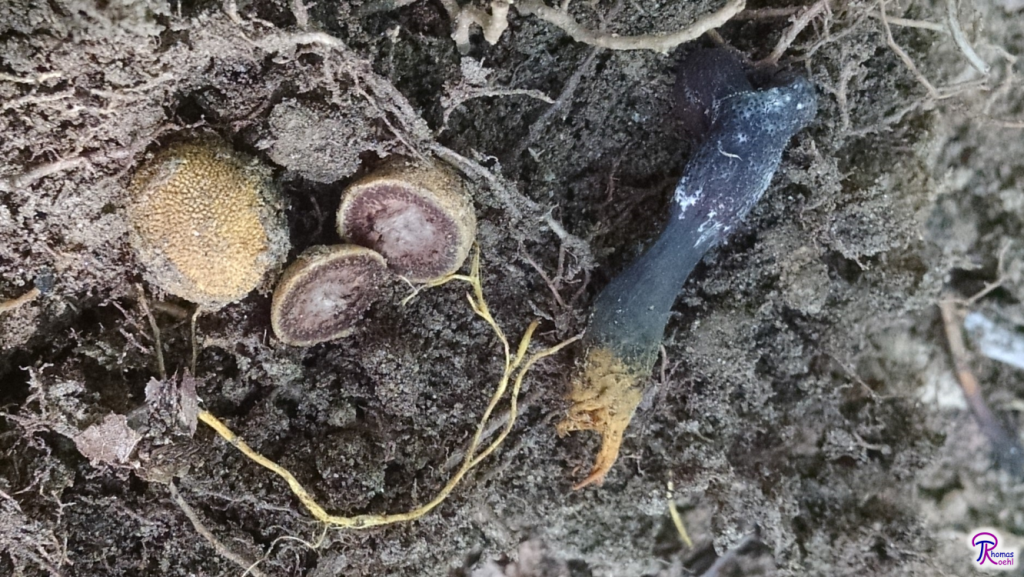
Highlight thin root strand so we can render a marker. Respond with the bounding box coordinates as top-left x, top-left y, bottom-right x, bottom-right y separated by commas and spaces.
200, 248, 579, 528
